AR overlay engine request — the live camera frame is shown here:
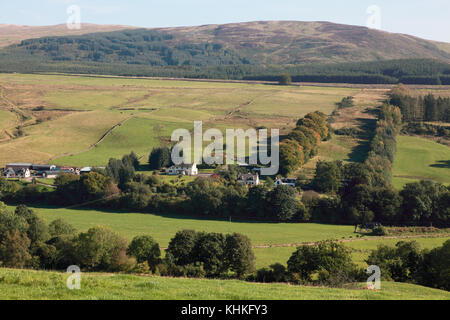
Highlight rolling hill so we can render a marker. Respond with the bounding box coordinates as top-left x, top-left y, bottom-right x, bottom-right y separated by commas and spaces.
0, 21, 450, 83
0, 23, 133, 48
2, 21, 450, 64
